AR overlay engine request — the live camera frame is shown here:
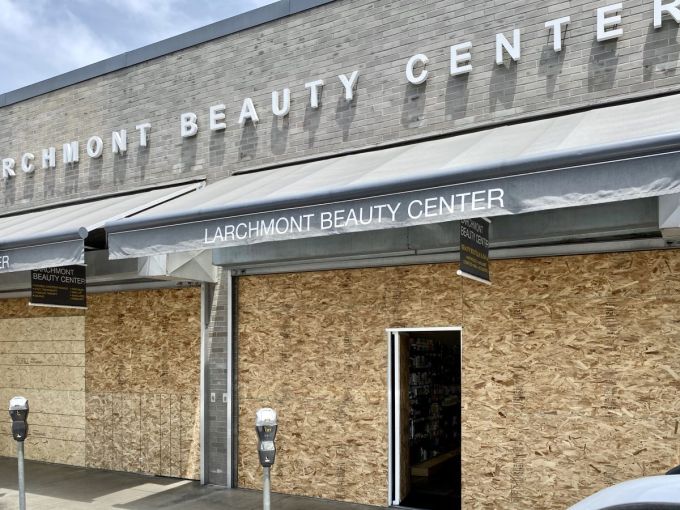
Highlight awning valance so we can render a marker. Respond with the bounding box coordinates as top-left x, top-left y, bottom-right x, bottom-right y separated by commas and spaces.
0, 183, 202, 274
107, 93, 680, 260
